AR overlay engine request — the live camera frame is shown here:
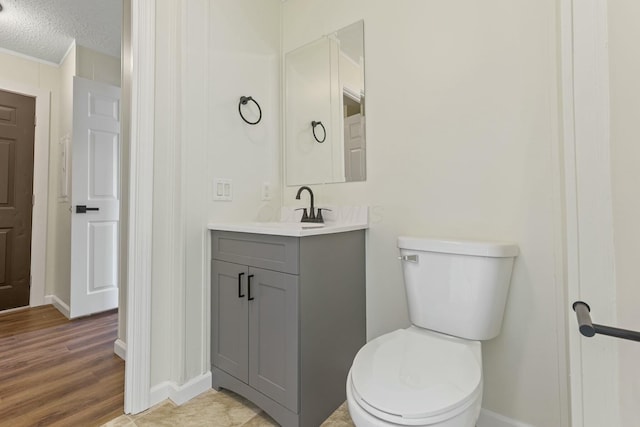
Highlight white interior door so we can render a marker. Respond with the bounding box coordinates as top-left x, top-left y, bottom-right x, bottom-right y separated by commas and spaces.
70, 76, 121, 319
343, 113, 365, 182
